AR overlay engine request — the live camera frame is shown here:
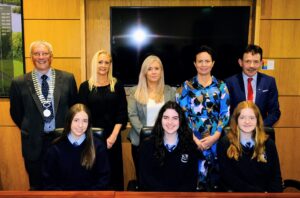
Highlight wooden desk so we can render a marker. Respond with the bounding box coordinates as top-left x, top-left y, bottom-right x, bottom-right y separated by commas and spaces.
115, 191, 300, 198
0, 191, 115, 198
0, 191, 299, 198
